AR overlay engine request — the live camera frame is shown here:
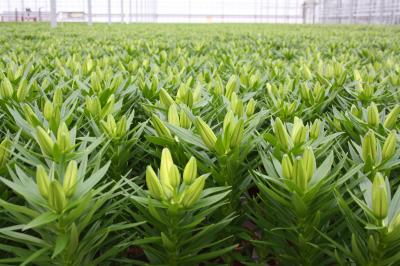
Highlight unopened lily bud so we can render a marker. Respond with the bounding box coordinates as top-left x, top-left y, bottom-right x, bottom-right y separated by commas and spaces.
179, 109, 192, 129
195, 117, 217, 151
53, 88, 63, 107
354, 70, 362, 82
23, 104, 41, 127
384, 105, 400, 130
56, 122, 71, 152
183, 157, 197, 185
293, 158, 307, 190
246, 98, 256, 117
0, 137, 11, 168
48, 180, 67, 213
36, 165, 50, 199
274, 118, 290, 150
159, 88, 175, 108
116, 115, 127, 137
101, 95, 115, 118
371, 173, 388, 220
63, 160, 78, 197
302, 65, 312, 80
361, 130, 377, 165
292, 117, 306, 146
168, 164, 181, 189
303, 147, 315, 181
350, 105, 361, 118
230, 119, 244, 148
182, 175, 205, 208
225, 75, 238, 100
151, 114, 172, 139
43, 100, 54, 121
367, 102, 380, 127
168, 104, 180, 126
382, 130, 397, 161
90, 72, 102, 92
160, 148, 174, 188
282, 154, 293, 179
16, 79, 28, 101
310, 119, 321, 139
223, 111, 235, 134
36, 126, 54, 157
0, 77, 13, 98
85, 96, 101, 117
146, 165, 164, 200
